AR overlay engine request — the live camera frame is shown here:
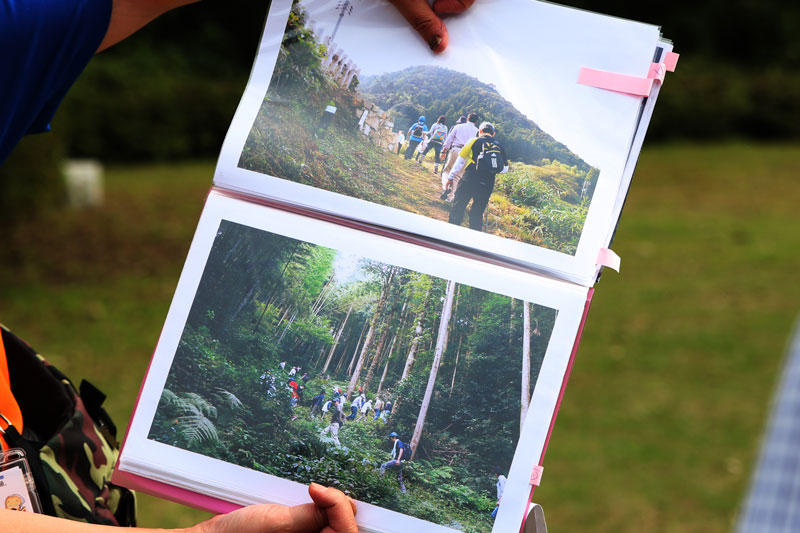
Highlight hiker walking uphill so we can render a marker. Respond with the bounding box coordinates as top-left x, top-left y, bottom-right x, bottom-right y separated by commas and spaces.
320, 398, 345, 446
415, 115, 448, 174
404, 116, 428, 159
491, 469, 507, 519
447, 122, 509, 231
380, 432, 410, 493
395, 130, 405, 154
441, 113, 480, 199
310, 389, 326, 417
373, 397, 384, 421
